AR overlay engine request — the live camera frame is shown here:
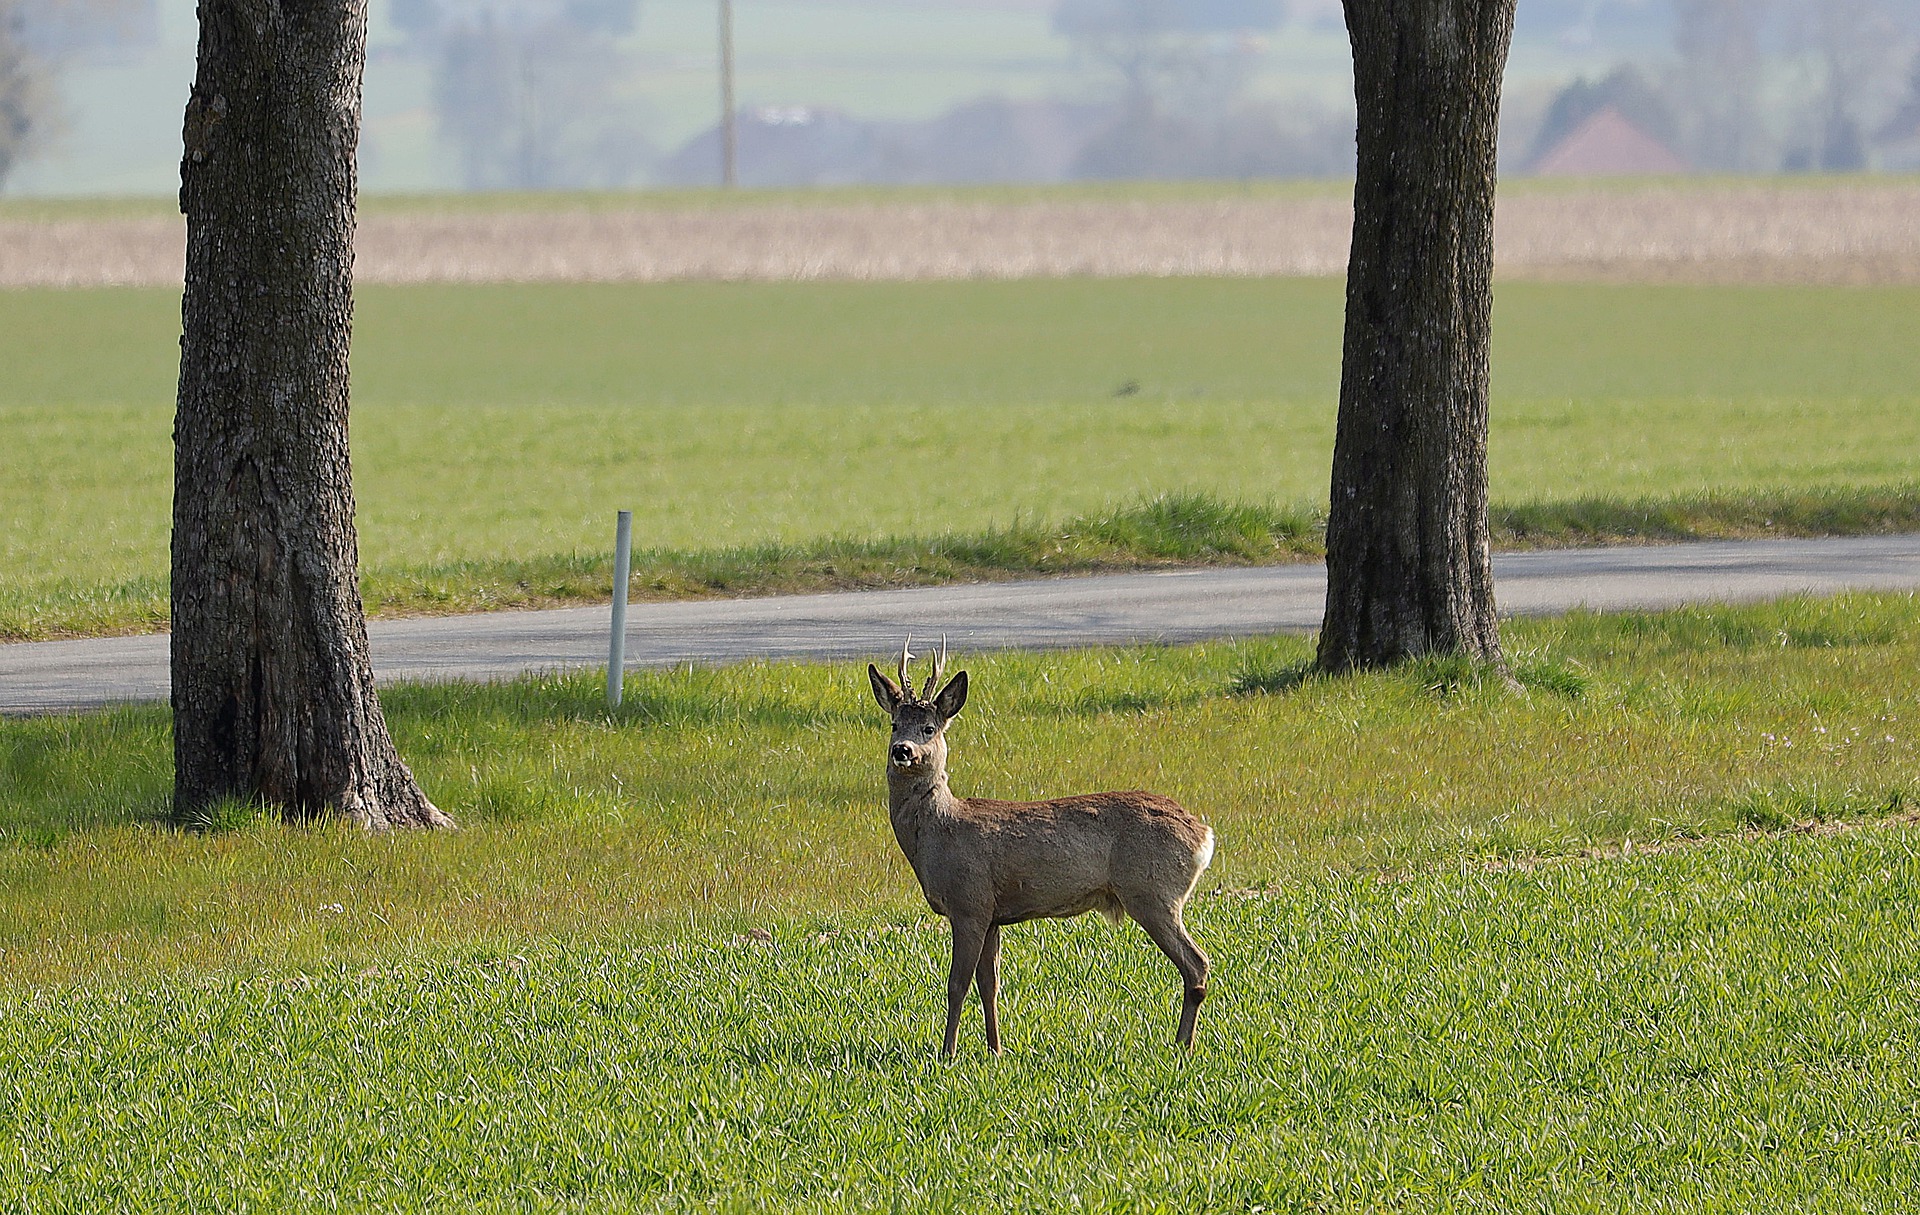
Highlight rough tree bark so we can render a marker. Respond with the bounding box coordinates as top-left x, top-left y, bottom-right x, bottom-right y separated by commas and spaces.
172, 0, 448, 828
1316, 0, 1517, 676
